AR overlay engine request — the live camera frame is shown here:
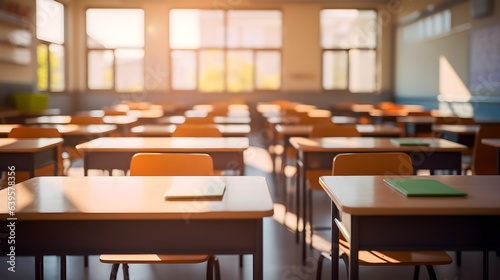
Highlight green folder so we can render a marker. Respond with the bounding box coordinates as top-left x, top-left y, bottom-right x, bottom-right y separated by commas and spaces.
390, 138, 430, 146
383, 178, 467, 197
